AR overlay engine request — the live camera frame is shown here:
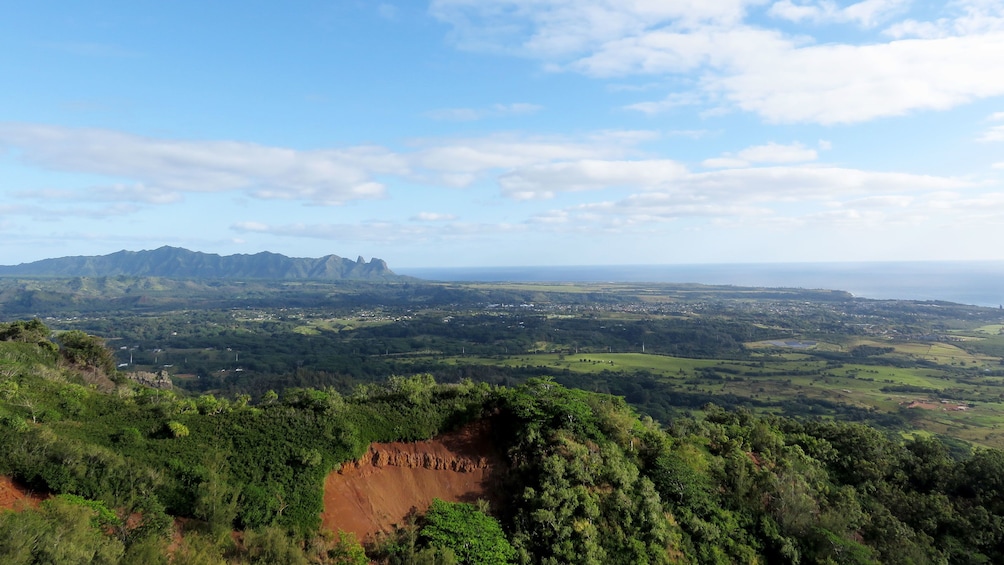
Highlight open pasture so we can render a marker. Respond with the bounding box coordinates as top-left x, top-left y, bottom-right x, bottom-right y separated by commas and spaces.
437, 350, 1004, 449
